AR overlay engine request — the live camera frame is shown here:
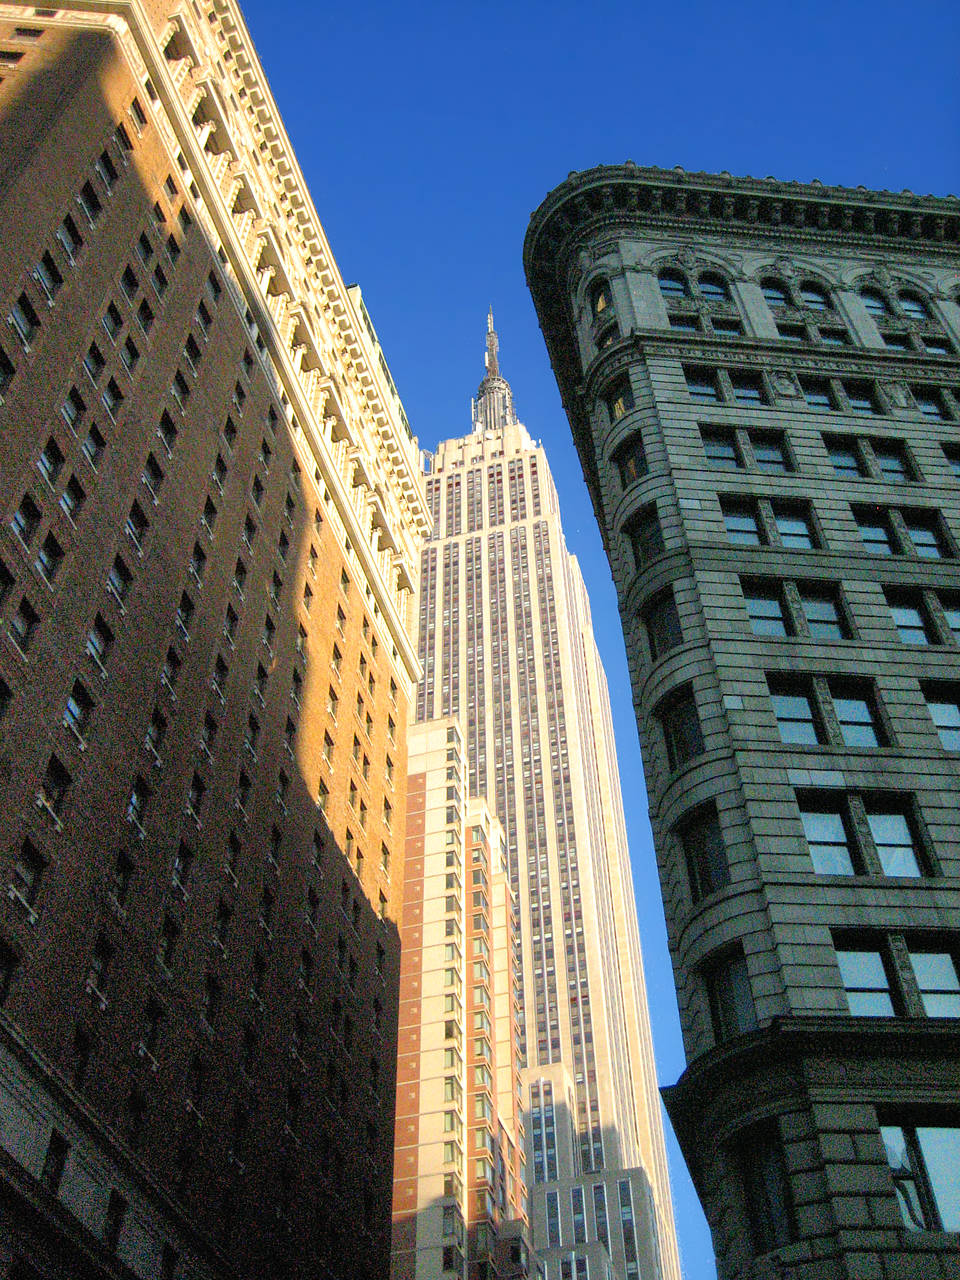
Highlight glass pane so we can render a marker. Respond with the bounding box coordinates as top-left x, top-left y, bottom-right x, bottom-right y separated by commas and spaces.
833, 696, 879, 747
847, 990, 895, 1016
747, 595, 787, 637
867, 811, 920, 877
837, 950, 888, 990
916, 1128, 960, 1229
881, 1126, 927, 1231
775, 515, 813, 548
929, 700, 960, 749
772, 694, 819, 744
724, 512, 761, 545
801, 810, 855, 875
909, 951, 960, 992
